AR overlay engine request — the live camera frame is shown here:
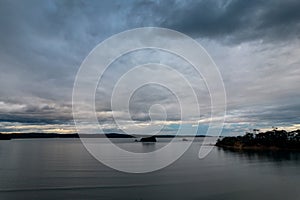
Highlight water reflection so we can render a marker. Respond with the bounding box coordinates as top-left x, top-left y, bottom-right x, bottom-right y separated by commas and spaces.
1, 140, 300, 200
217, 147, 300, 163
141, 142, 157, 153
